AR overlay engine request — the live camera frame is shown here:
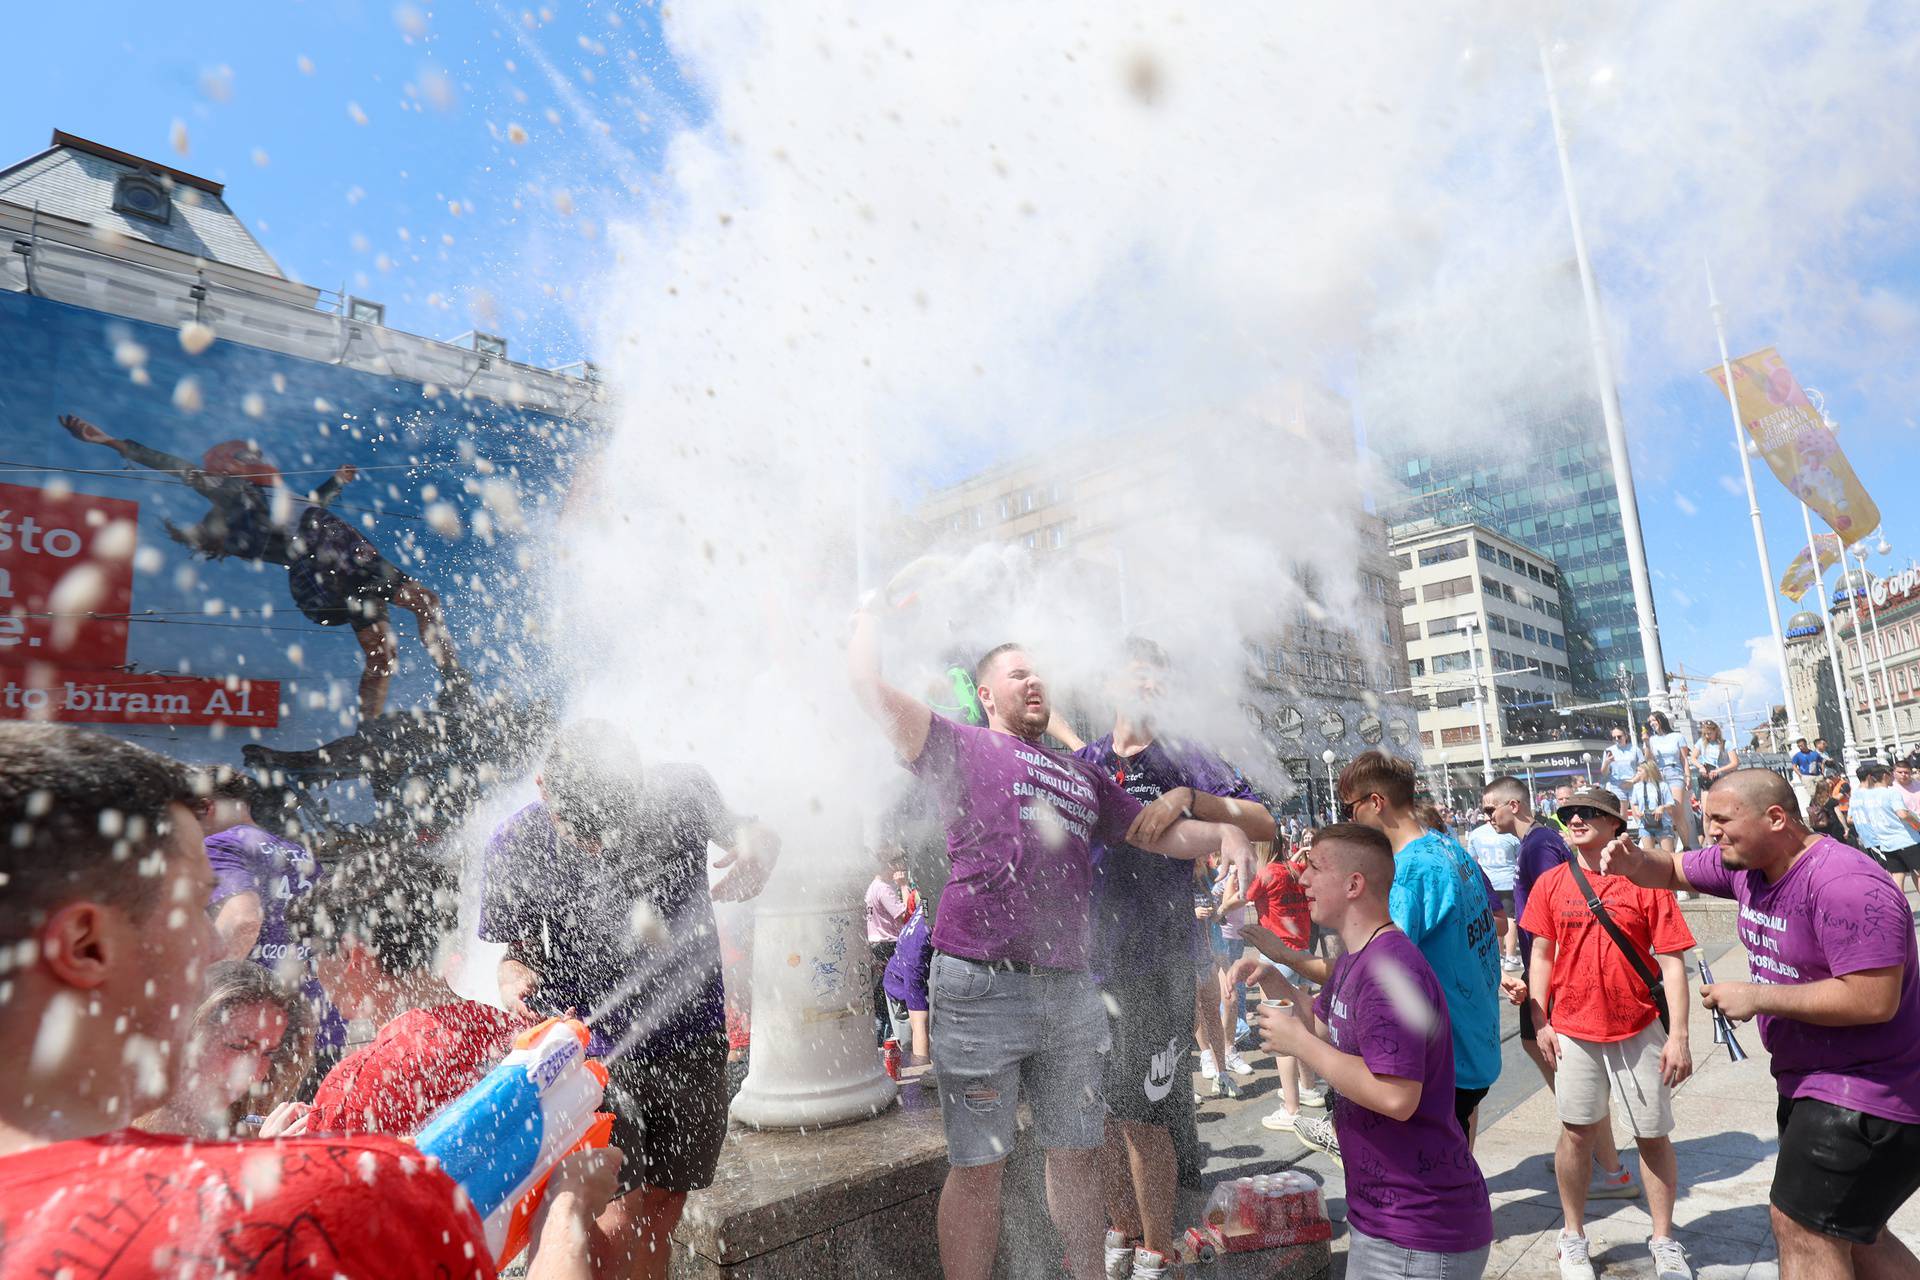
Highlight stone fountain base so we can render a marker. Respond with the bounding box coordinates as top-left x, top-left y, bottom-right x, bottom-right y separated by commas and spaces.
671, 1067, 1330, 1279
